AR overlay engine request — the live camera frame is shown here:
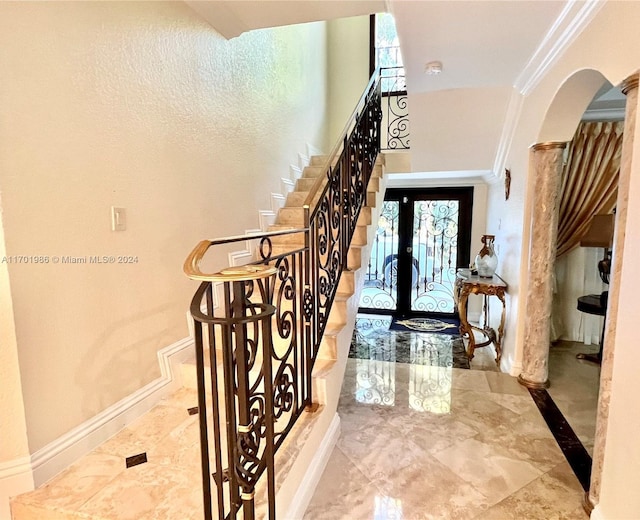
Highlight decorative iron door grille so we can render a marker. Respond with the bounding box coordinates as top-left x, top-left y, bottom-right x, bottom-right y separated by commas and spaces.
359, 200, 400, 311
360, 188, 473, 316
